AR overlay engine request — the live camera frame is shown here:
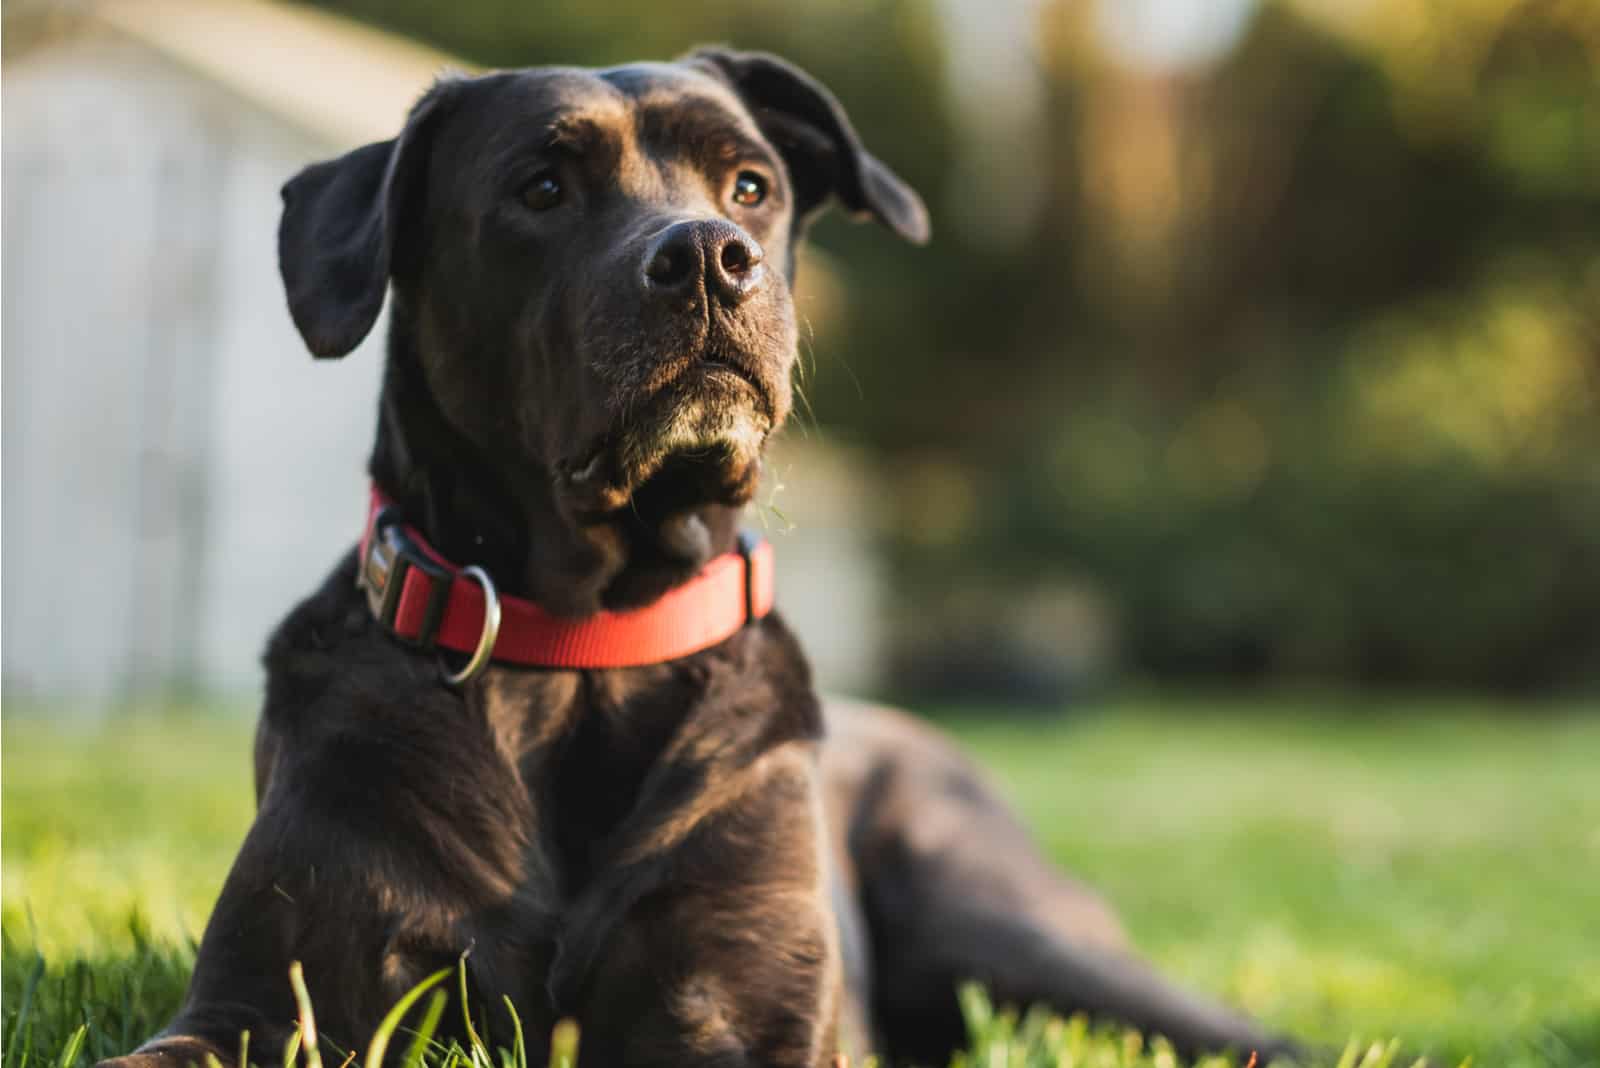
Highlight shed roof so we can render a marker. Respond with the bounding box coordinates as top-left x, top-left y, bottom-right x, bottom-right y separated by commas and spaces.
8, 0, 471, 148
